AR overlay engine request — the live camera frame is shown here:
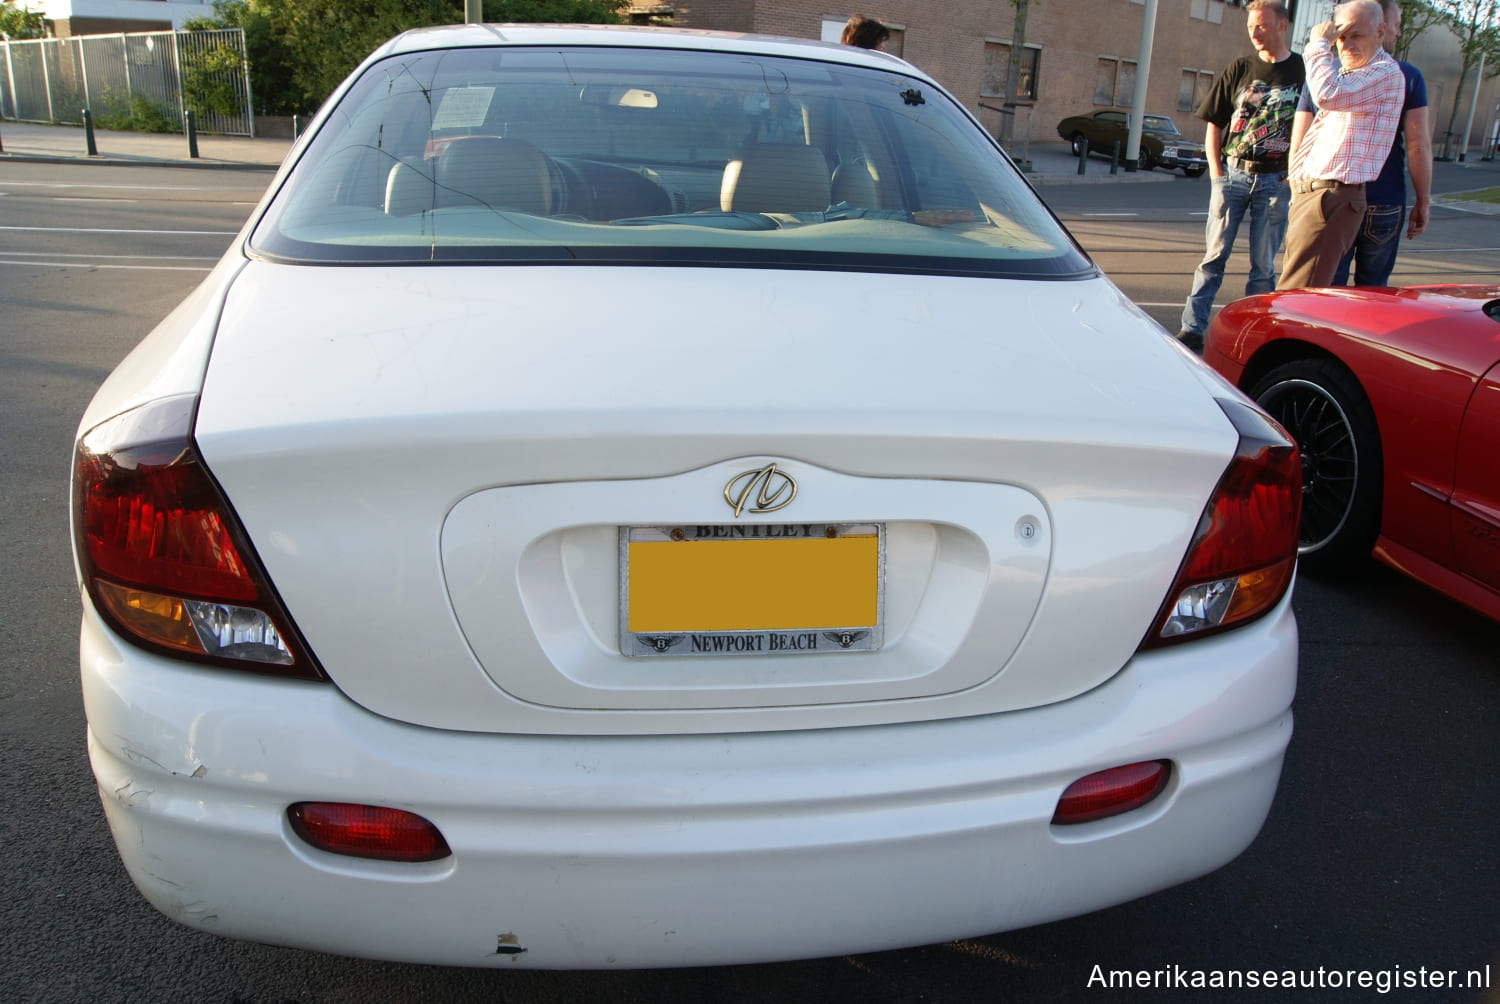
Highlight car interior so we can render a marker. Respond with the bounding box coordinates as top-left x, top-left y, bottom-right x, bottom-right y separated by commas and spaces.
253, 45, 1080, 272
